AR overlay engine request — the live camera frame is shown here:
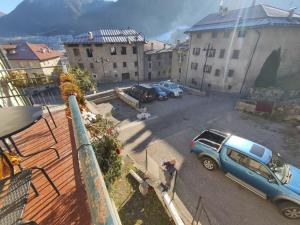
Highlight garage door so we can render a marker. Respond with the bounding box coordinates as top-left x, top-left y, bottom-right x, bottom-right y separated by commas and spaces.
122, 73, 130, 81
